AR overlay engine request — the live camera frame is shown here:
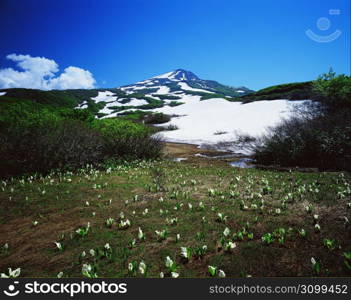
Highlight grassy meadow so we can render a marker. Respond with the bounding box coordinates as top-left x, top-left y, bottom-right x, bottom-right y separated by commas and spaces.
0, 149, 350, 278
